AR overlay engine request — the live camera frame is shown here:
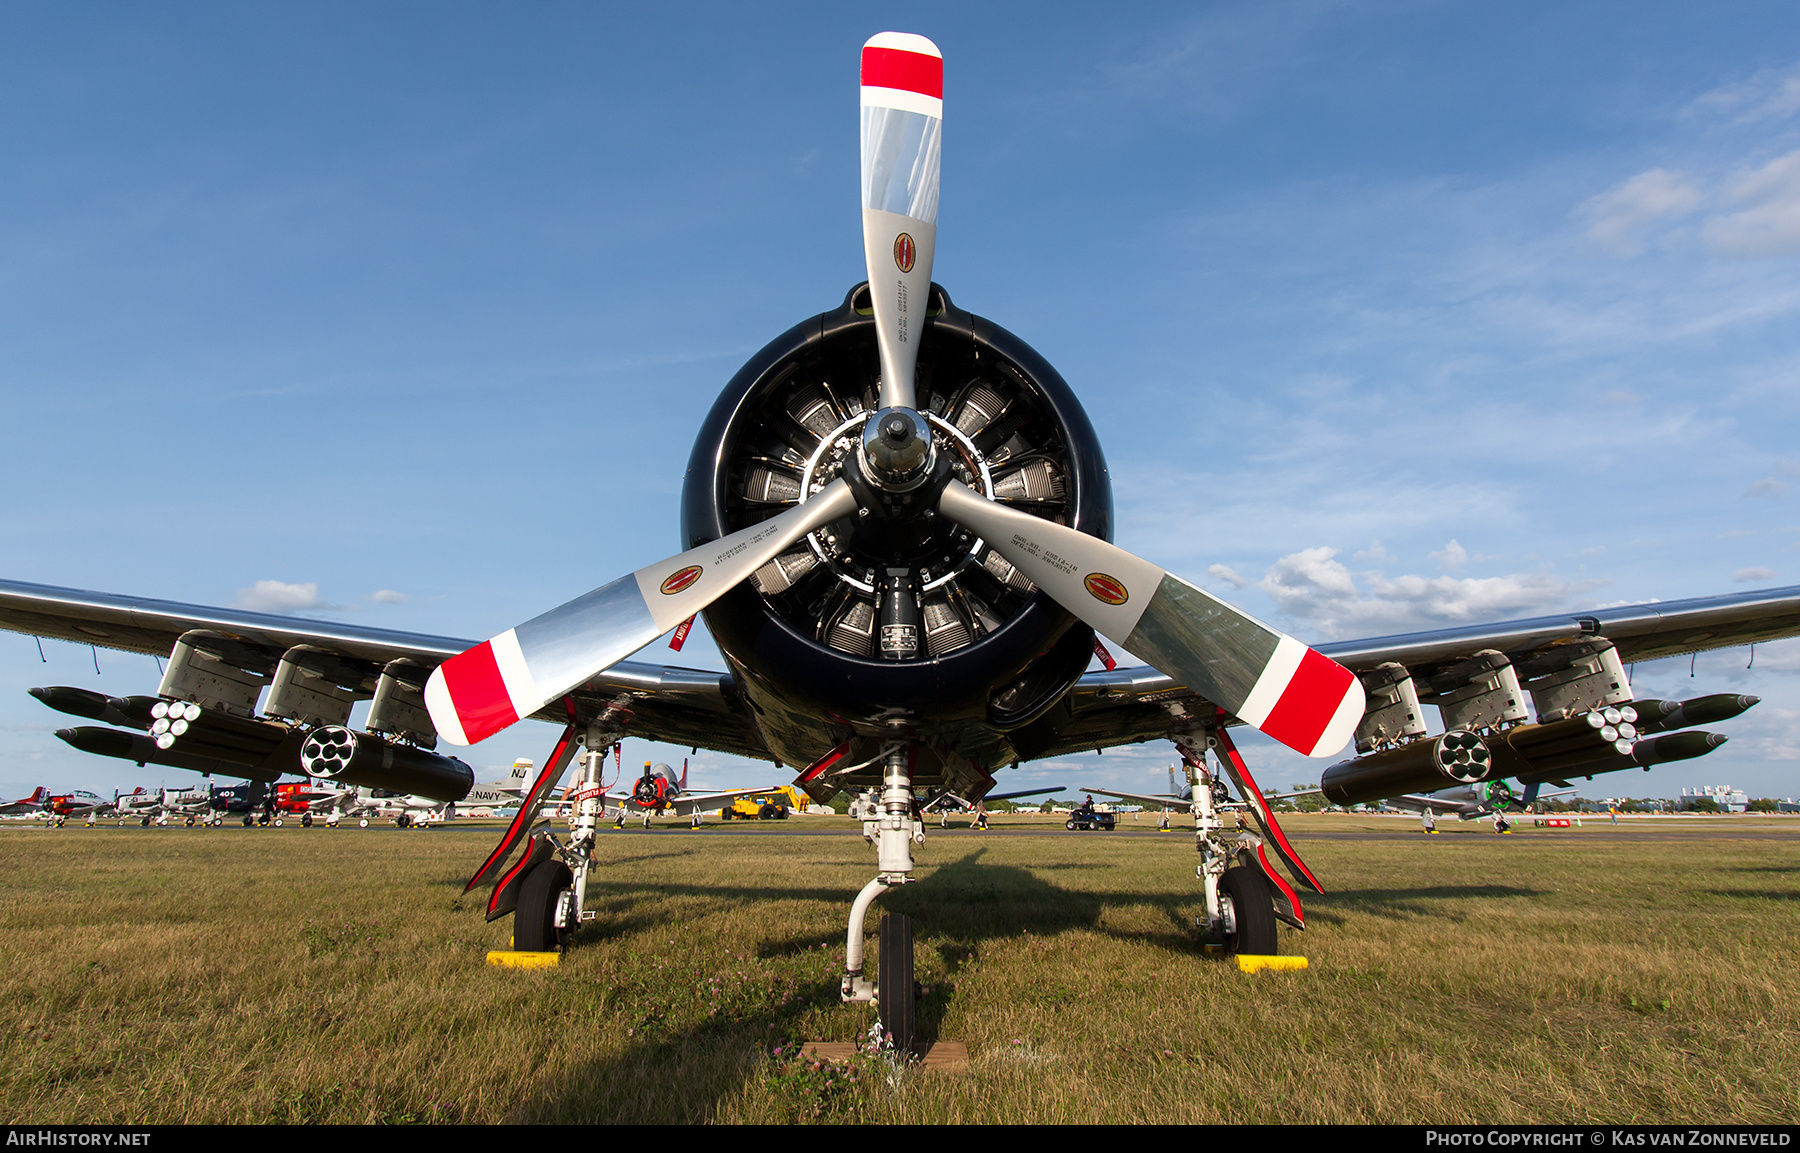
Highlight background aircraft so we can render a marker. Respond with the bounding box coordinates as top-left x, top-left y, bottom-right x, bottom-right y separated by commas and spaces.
0, 788, 48, 817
